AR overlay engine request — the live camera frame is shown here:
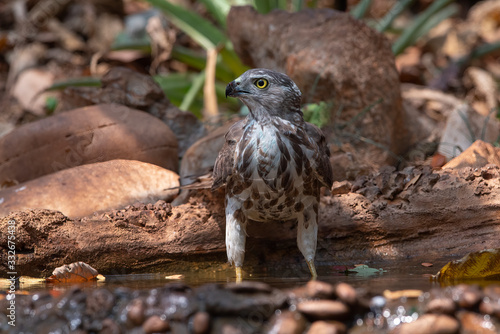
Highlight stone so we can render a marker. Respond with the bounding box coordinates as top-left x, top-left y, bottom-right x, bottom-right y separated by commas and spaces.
307, 320, 346, 334
265, 310, 306, 334
0, 103, 178, 187
330, 181, 352, 195
143, 315, 170, 333
127, 298, 146, 326
458, 311, 497, 334
335, 282, 358, 306
227, 6, 407, 167
392, 314, 459, 334
179, 121, 236, 186
296, 300, 350, 321
443, 140, 500, 170
0, 159, 179, 218
304, 280, 336, 299
59, 67, 205, 156
192, 311, 211, 334
454, 285, 483, 309
426, 298, 456, 315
